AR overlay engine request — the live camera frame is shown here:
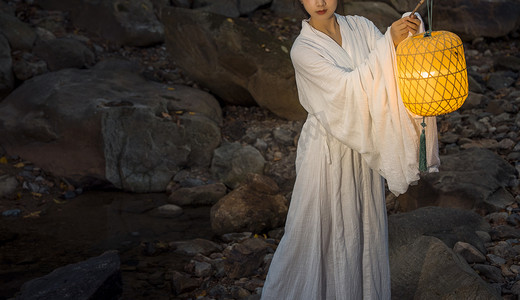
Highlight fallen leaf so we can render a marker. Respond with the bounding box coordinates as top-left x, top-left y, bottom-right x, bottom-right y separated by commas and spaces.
188, 112, 196, 115
281, 45, 288, 53
23, 211, 41, 218
53, 199, 67, 204
175, 110, 184, 115
0, 157, 7, 164
31, 192, 42, 198
226, 18, 234, 23
197, 290, 207, 297
14, 162, 24, 168
167, 87, 175, 91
